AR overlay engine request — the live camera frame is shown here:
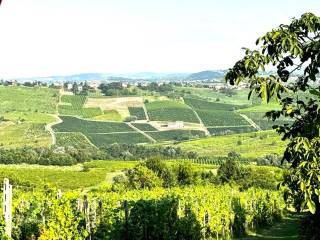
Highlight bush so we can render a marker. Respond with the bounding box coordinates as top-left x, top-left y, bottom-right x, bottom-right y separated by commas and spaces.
126, 165, 163, 190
